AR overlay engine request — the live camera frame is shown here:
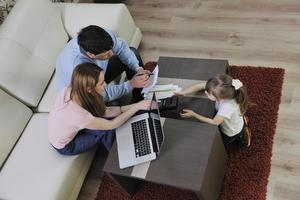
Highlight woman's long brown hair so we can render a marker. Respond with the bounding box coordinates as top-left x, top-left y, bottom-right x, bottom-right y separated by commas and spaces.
205, 74, 250, 115
70, 63, 106, 117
